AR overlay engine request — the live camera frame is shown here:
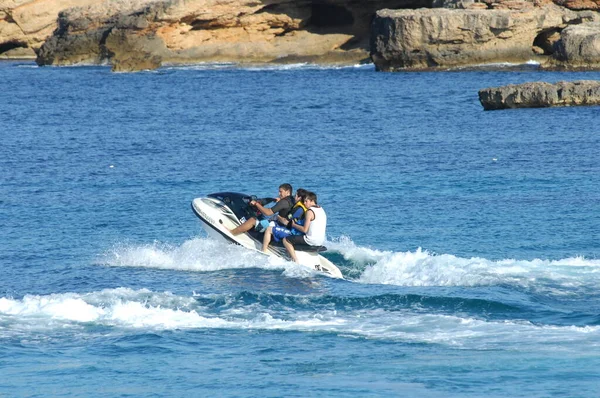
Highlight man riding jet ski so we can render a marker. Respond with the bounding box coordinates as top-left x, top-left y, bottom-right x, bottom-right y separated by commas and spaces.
191, 192, 343, 278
